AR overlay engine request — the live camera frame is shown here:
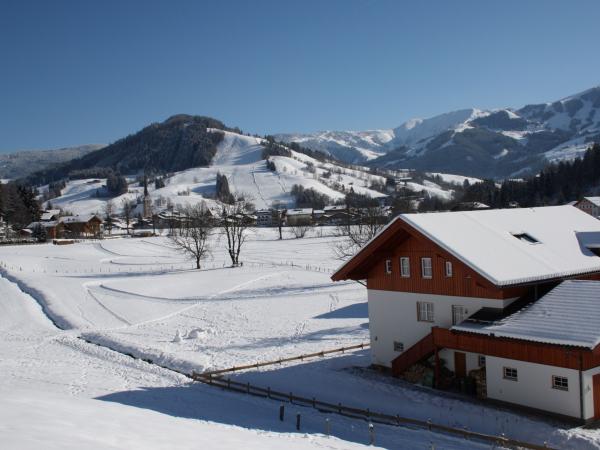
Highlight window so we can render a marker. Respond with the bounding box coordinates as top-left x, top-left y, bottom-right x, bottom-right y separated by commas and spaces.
452, 305, 467, 325
503, 367, 518, 381
552, 375, 569, 391
421, 257, 432, 279
512, 233, 539, 244
445, 261, 453, 277
385, 259, 392, 274
393, 341, 404, 352
417, 301, 434, 322
400, 257, 410, 277
478, 355, 486, 367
